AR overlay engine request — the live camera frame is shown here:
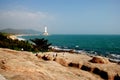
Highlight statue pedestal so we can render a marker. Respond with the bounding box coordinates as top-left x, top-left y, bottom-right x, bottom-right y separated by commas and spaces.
43, 32, 48, 36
